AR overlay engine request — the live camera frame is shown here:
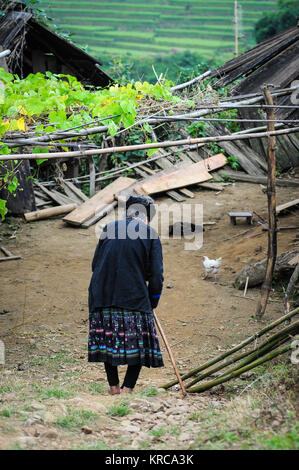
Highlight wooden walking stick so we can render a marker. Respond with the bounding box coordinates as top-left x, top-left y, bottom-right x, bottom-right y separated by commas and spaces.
153, 310, 187, 397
